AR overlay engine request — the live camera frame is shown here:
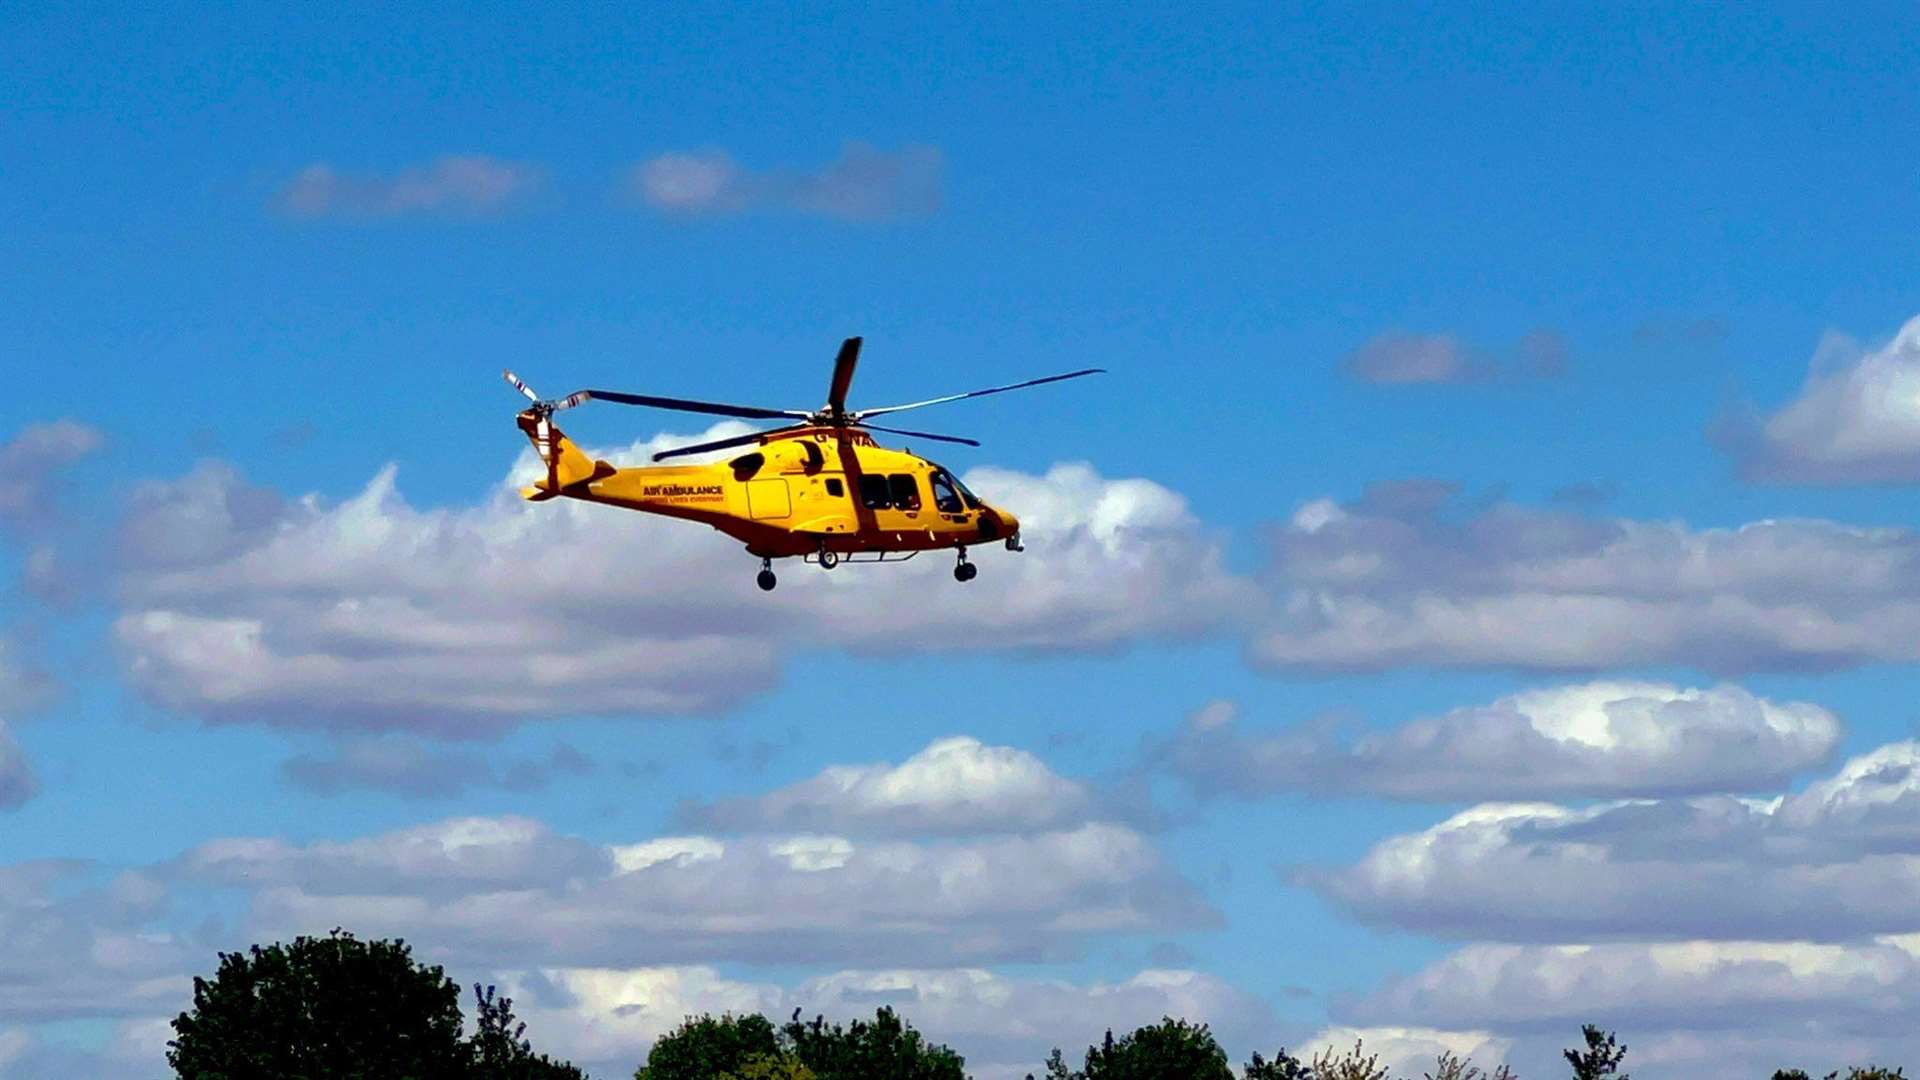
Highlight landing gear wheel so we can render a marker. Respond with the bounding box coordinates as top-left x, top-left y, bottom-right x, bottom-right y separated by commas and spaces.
953, 562, 977, 582
818, 547, 839, 570
756, 558, 777, 592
